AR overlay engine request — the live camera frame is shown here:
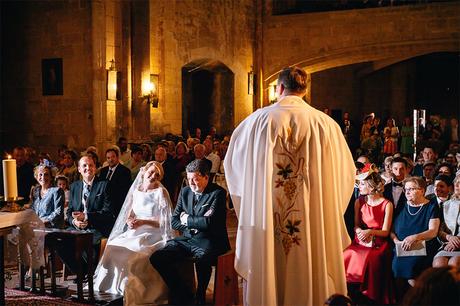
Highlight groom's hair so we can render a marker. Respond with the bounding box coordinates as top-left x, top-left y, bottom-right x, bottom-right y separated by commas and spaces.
186, 159, 210, 177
